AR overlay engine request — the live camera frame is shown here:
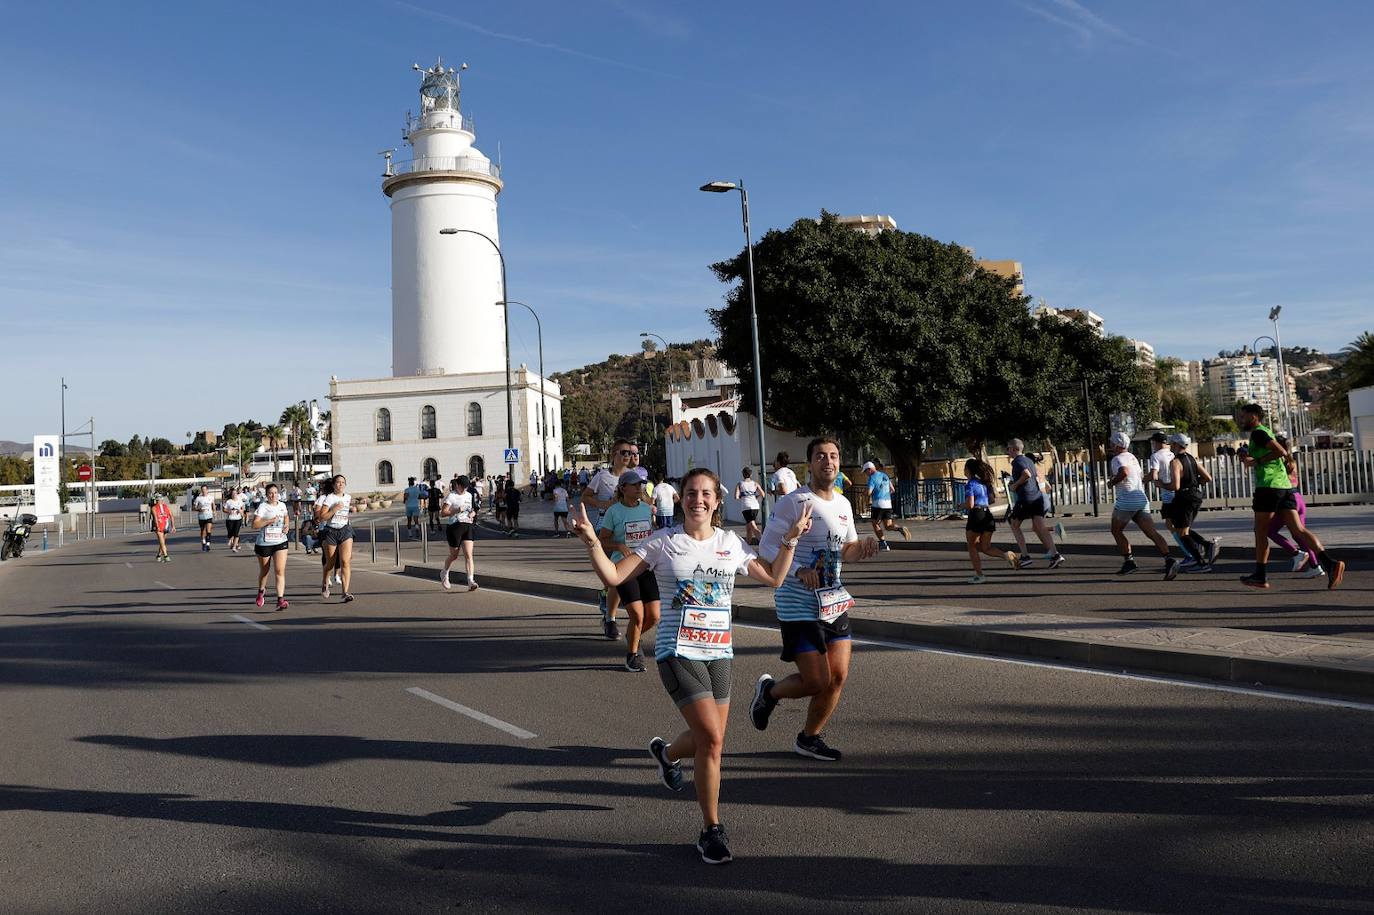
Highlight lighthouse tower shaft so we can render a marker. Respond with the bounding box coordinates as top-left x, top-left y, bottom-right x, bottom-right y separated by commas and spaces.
384, 61, 505, 377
